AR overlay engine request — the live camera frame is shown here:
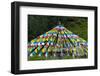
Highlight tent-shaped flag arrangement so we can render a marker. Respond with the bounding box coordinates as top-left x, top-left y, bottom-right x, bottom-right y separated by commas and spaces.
28, 25, 88, 60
